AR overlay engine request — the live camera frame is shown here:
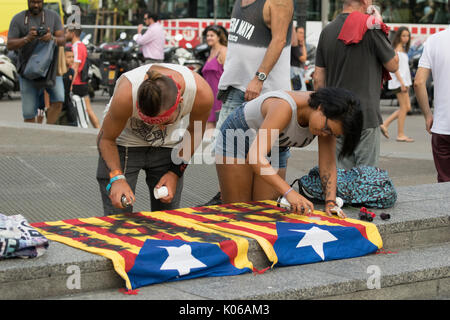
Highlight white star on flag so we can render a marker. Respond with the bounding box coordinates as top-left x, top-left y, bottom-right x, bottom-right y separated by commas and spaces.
158, 244, 207, 276
290, 226, 338, 260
